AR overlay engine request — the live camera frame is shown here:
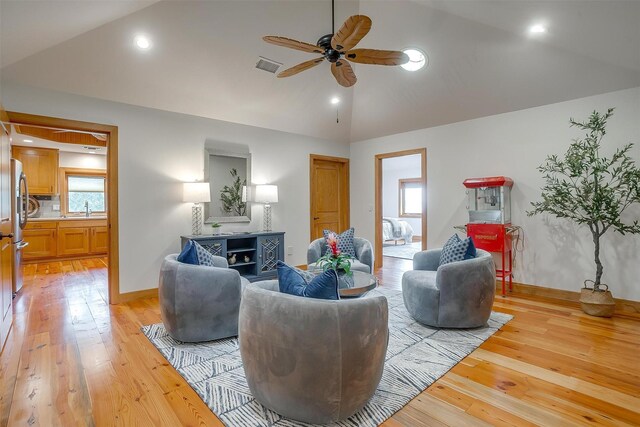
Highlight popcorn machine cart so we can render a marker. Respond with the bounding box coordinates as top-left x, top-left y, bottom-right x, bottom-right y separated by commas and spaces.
463, 176, 514, 296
